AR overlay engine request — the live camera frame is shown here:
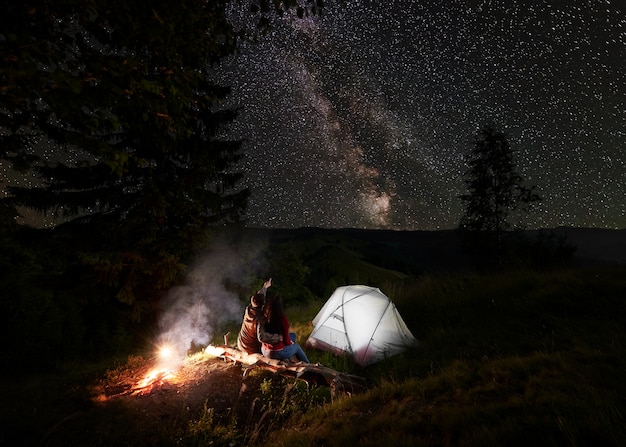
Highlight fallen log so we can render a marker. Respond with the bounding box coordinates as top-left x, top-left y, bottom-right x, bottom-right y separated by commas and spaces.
205, 344, 371, 397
